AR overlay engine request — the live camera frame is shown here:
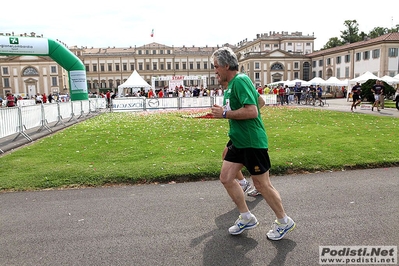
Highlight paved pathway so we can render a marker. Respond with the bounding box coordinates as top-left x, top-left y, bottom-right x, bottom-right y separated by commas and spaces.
1, 167, 398, 265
